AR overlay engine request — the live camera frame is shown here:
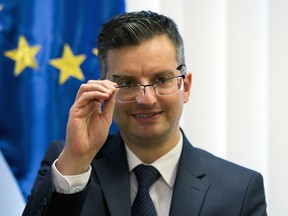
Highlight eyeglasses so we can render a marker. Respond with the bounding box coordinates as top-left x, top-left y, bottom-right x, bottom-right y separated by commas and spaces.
112, 64, 186, 103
